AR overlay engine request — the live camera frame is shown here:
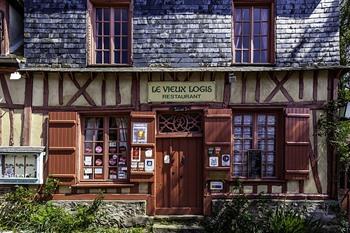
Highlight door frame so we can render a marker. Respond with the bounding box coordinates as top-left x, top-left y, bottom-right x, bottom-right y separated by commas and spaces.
154, 110, 204, 215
